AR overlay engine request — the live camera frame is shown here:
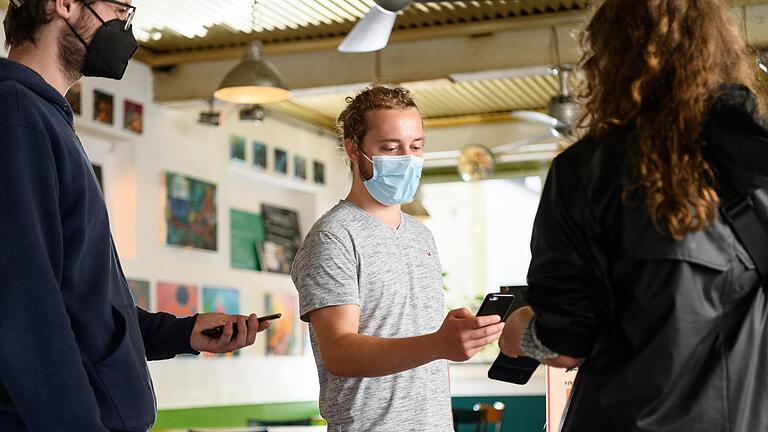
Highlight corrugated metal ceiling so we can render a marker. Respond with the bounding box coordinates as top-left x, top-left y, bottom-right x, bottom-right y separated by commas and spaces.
132, 0, 589, 52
